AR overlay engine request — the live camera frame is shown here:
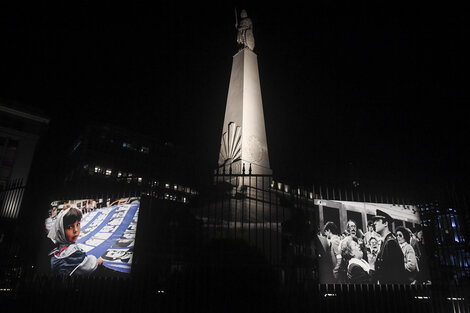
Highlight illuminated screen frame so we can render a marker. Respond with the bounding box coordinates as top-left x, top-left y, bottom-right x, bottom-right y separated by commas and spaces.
43, 197, 140, 276
314, 199, 429, 285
